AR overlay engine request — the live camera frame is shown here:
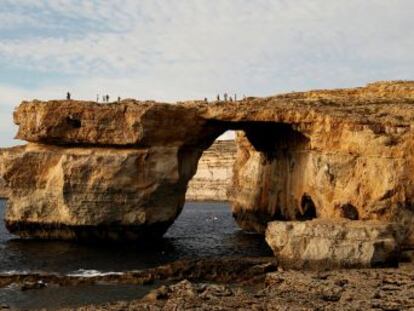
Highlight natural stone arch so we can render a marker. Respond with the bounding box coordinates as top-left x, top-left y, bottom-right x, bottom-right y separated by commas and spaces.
0, 119, 315, 239
0, 81, 413, 247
